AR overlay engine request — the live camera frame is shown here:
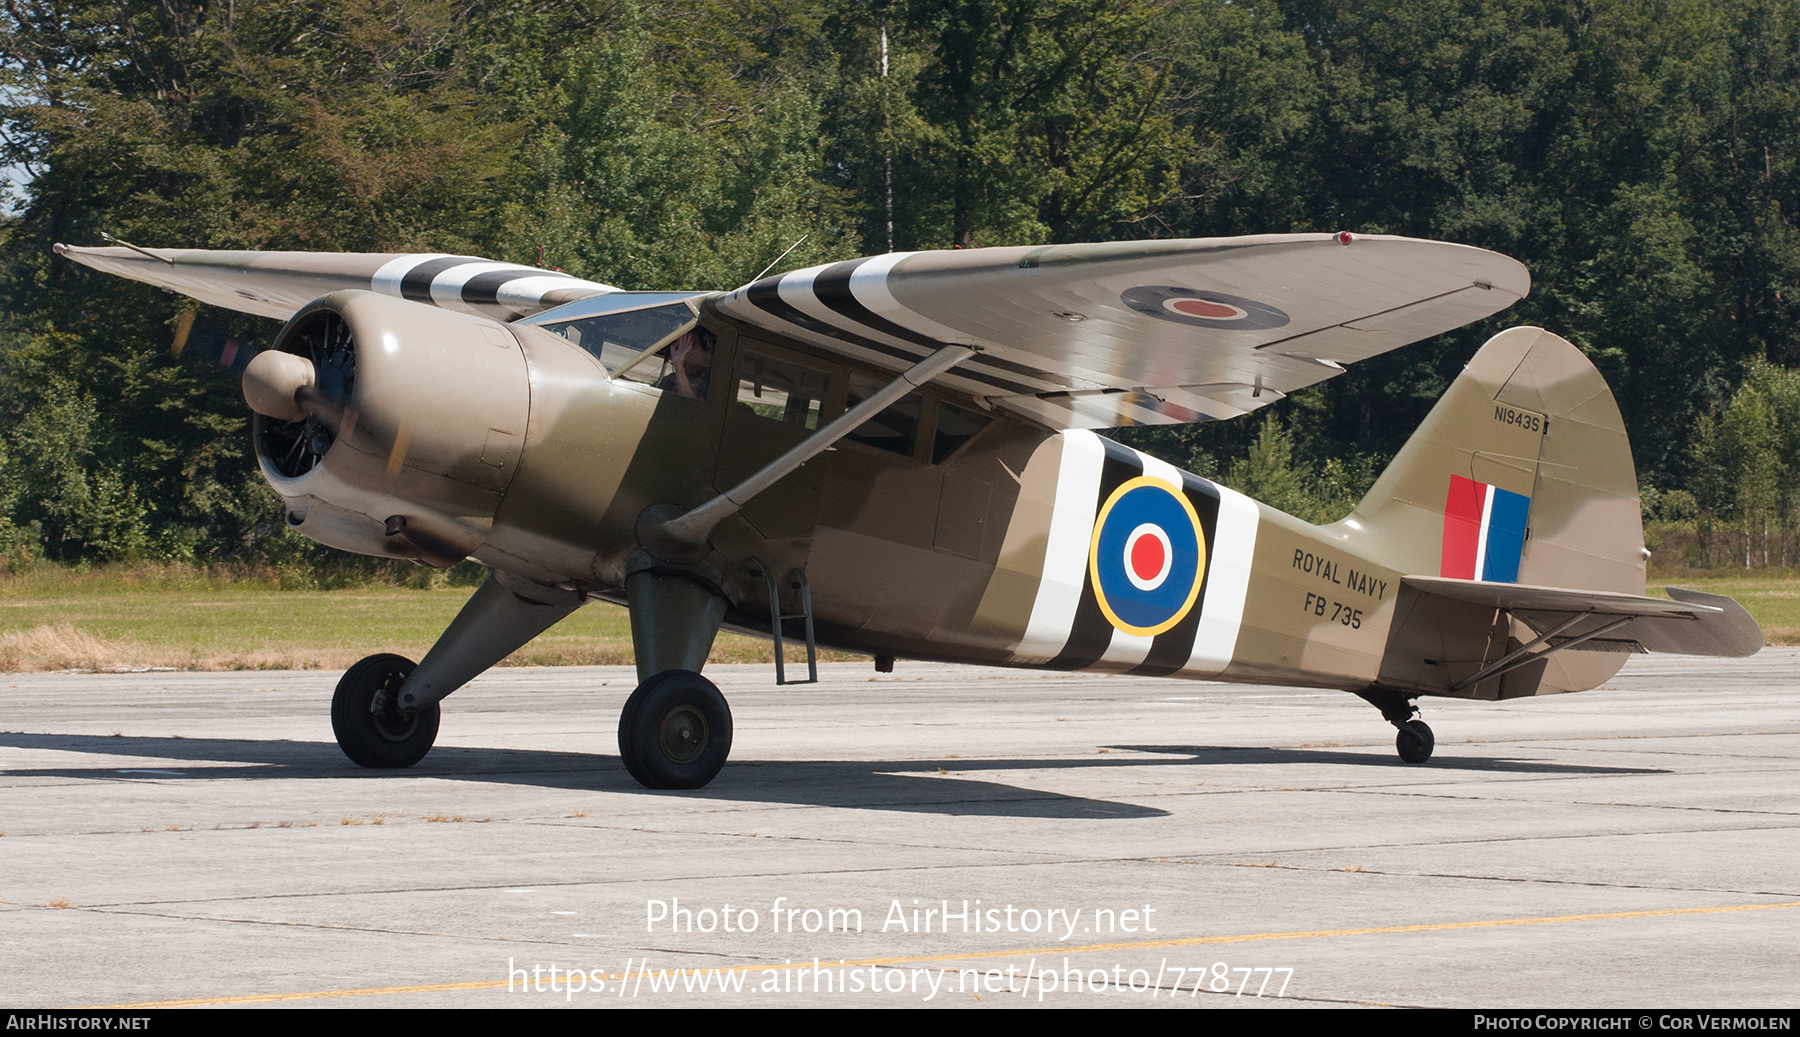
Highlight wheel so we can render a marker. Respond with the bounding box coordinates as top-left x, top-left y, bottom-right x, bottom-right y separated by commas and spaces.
331, 653, 439, 768
1395, 719, 1435, 764
618, 669, 732, 789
